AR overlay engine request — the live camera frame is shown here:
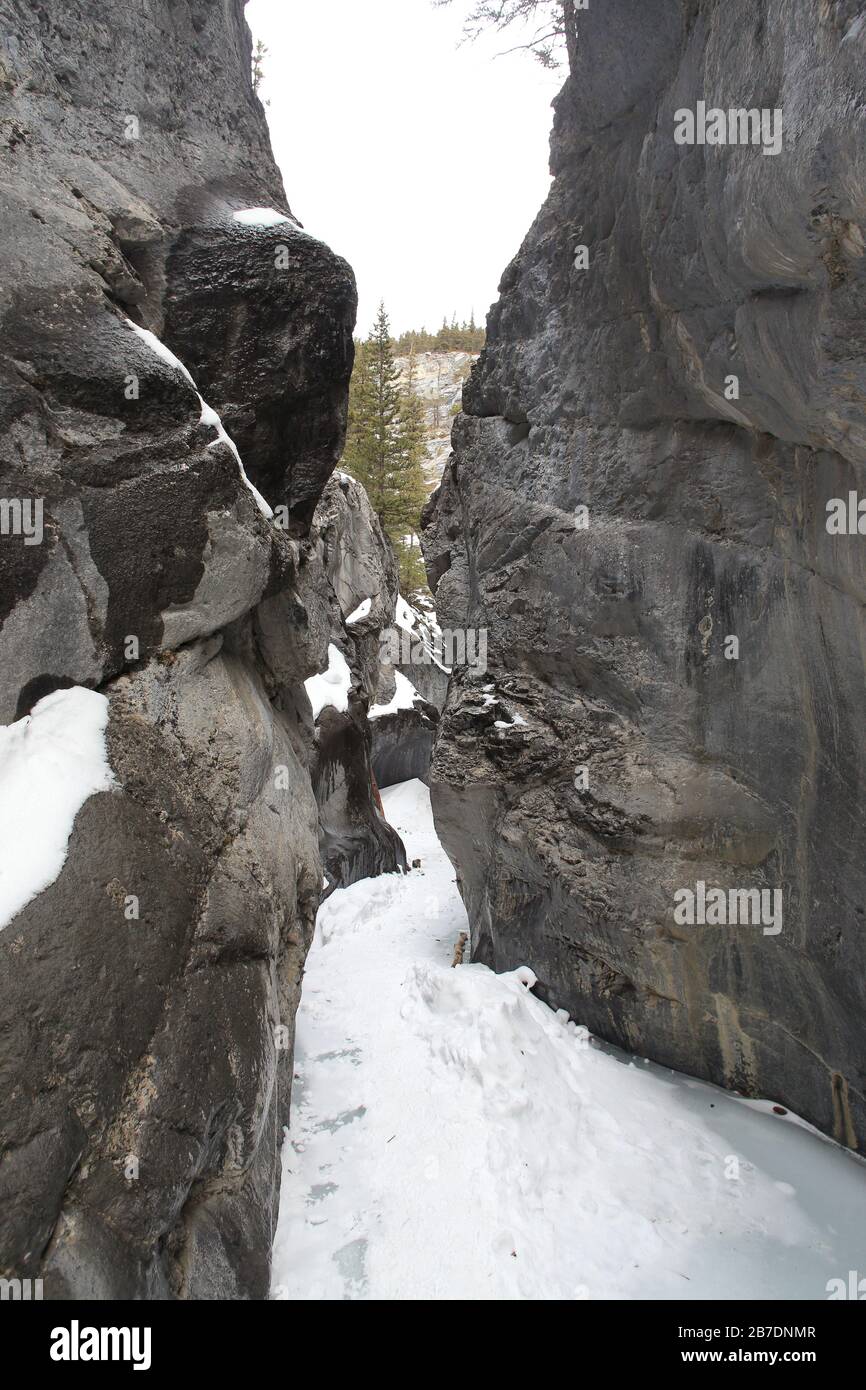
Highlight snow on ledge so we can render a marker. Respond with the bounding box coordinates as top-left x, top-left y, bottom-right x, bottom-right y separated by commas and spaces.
345, 598, 372, 626
126, 319, 195, 386
305, 644, 353, 721
125, 319, 273, 520
395, 594, 418, 635
232, 207, 292, 228
197, 399, 273, 519
0, 688, 117, 932
370, 670, 421, 720
394, 592, 450, 673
